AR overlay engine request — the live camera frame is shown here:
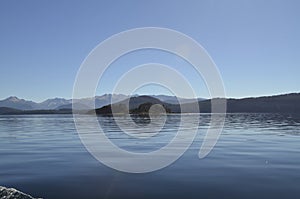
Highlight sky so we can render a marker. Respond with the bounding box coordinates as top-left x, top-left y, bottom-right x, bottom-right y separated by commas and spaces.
0, 0, 299, 102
